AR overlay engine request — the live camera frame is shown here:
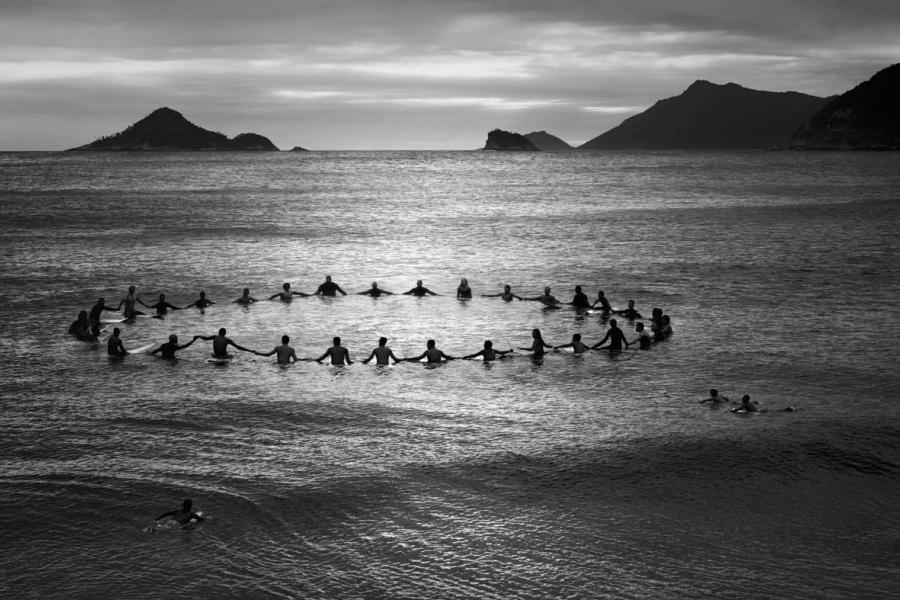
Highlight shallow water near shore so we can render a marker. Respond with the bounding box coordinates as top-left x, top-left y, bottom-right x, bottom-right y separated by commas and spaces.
1, 150, 900, 598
